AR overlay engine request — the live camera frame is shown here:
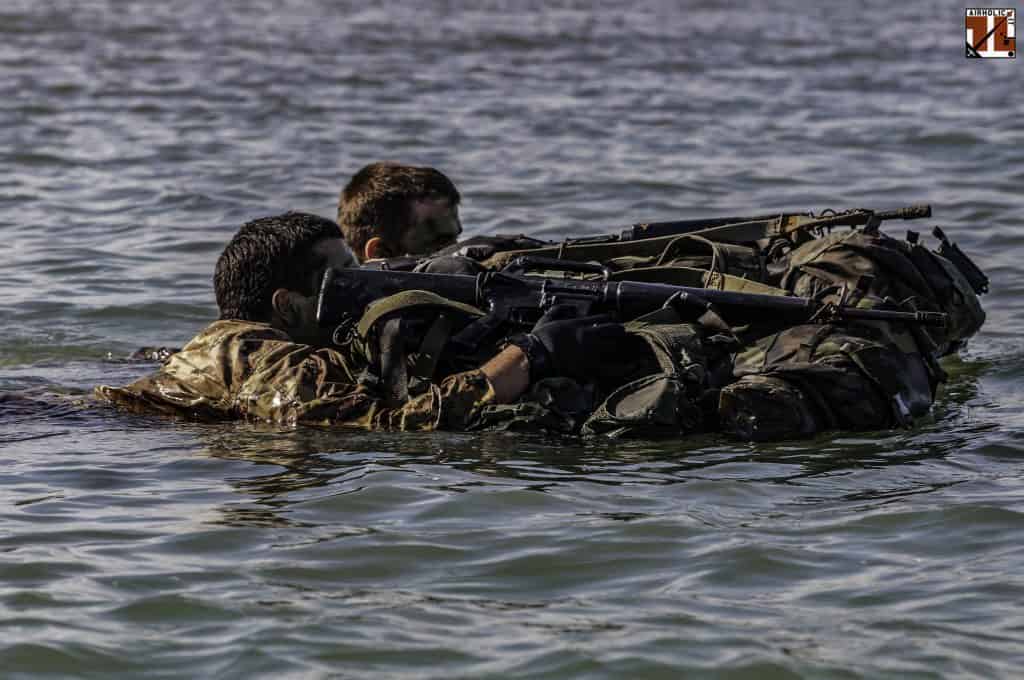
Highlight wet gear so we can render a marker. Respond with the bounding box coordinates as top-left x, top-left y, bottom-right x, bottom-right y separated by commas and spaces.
719, 321, 936, 441
95, 319, 496, 431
